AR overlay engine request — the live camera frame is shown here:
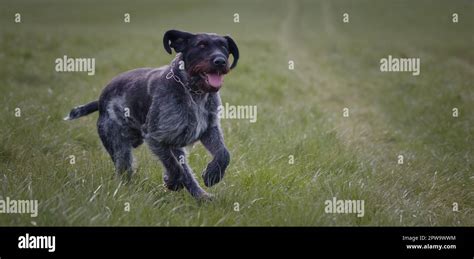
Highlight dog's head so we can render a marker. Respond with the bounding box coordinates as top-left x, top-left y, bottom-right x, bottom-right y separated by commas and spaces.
163, 29, 239, 92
